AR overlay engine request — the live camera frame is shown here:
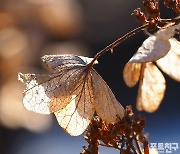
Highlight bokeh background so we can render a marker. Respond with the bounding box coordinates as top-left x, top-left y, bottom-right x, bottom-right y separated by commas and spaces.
0, 0, 179, 154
